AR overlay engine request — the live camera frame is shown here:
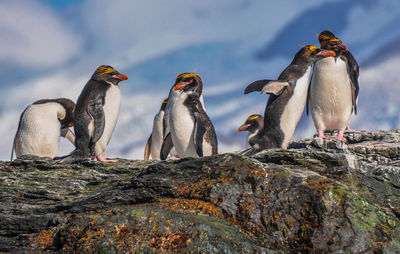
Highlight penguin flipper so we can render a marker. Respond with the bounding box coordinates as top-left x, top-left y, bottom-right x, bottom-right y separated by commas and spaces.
86, 98, 105, 145
344, 51, 359, 115
244, 80, 289, 95
306, 73, 313, 116
350, 82, 357, 115
160, 133, 173, 160
244, 80, 272, 94
144, 134, 152, 160
261, 81, 289, 95
61, 128, 76, 145
193, 112, 207, 157
10, 131, 17, 161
